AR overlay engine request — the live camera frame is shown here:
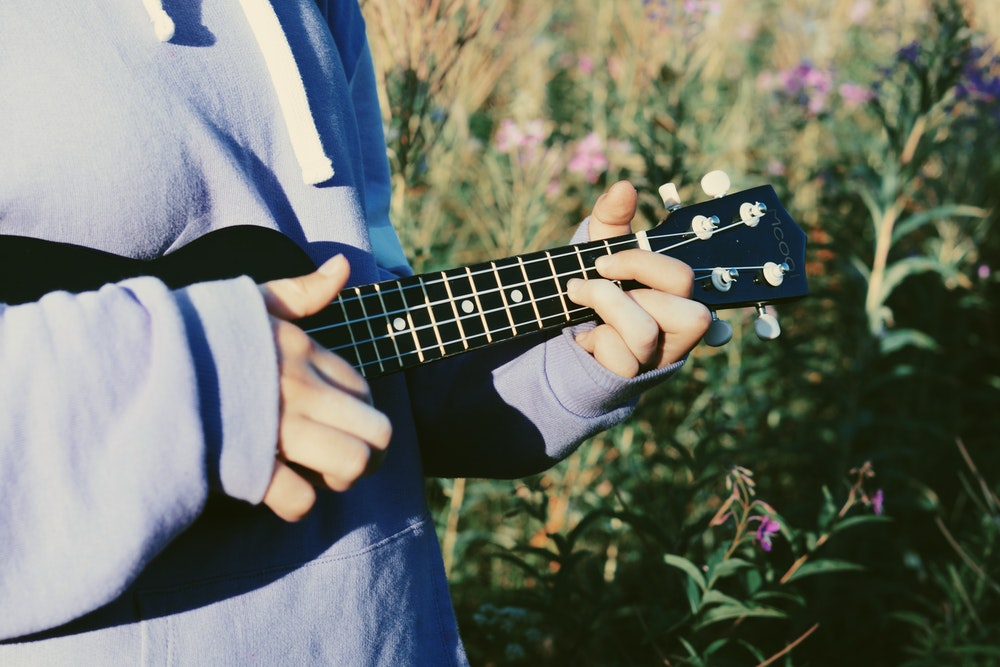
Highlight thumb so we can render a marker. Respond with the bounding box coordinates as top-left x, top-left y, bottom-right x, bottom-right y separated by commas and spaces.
260, 254, 350, 320
588, 180, 638, 241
